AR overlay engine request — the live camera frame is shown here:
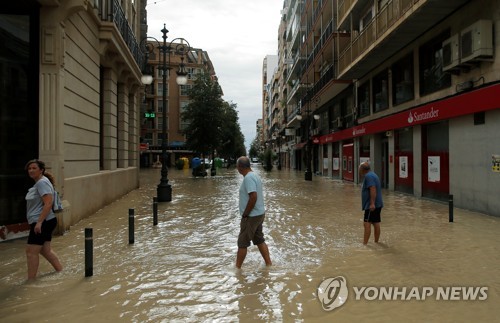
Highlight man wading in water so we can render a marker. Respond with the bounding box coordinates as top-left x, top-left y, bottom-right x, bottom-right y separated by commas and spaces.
235, 156, 272, 268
